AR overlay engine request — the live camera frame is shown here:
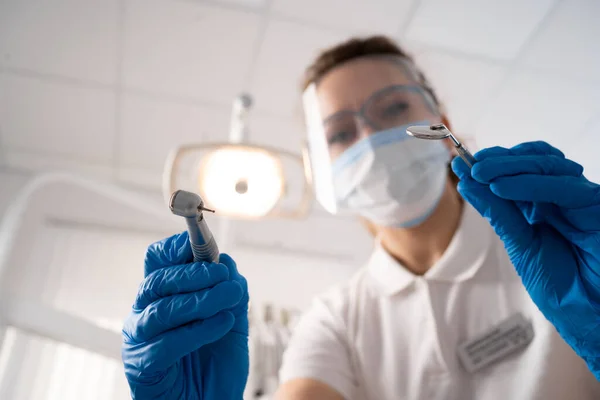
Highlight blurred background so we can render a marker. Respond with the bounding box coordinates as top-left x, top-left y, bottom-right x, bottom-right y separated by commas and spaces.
0, 0, 599, 399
